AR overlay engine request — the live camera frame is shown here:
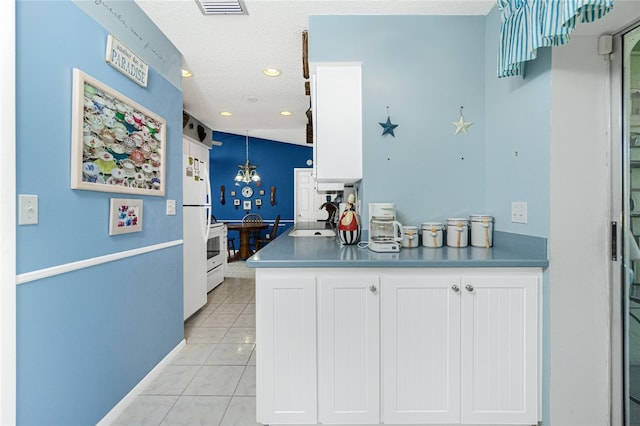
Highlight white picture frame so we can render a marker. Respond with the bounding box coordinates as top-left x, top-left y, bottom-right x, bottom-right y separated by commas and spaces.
243, 200, 251, 210
109, 198, 143, 235
71, 68, 166, 196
